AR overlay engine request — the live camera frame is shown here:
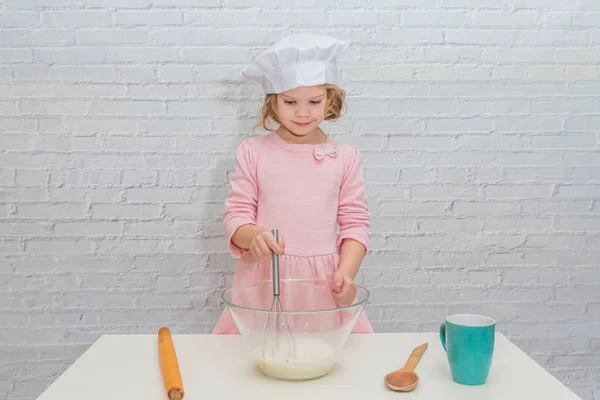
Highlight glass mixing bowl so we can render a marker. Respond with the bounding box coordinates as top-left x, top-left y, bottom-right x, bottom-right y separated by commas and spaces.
222, 278, 370, 381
